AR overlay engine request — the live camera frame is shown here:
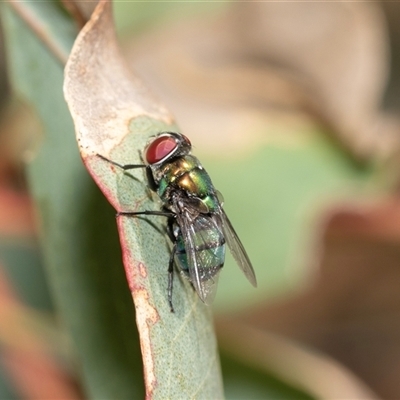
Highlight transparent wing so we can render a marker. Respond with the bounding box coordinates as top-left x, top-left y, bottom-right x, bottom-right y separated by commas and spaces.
177, 212, 223, 304
218, 207, 257, 287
